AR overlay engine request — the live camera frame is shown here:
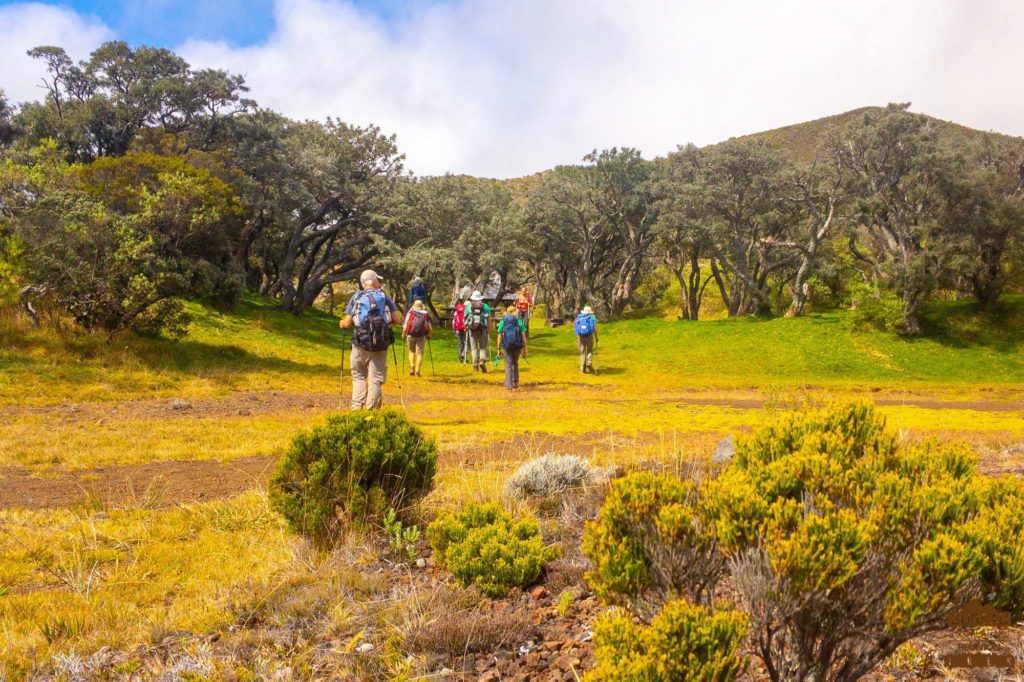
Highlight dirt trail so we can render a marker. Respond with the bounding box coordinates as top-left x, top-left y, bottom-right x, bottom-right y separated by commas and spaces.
4, 390, 1023, 424
0, 455, 277, 511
